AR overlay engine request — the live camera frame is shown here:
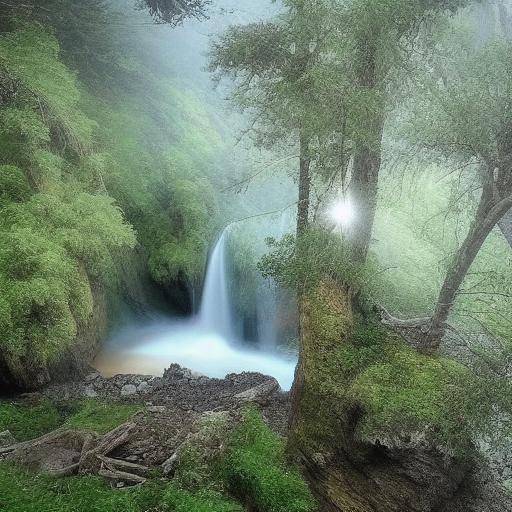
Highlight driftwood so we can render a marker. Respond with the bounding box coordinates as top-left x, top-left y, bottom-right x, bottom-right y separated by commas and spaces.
0, 421, 145, 485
